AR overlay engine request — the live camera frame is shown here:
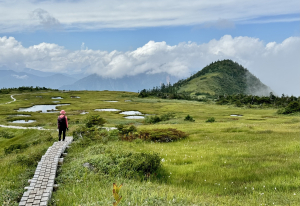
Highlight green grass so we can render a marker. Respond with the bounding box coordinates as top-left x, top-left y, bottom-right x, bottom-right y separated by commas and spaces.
0, 90, 299, 205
